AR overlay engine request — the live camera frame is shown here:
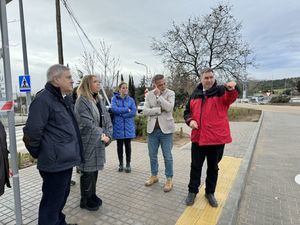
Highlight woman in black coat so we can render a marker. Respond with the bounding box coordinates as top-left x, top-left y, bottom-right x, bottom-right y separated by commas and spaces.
0, 120, 11, 196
